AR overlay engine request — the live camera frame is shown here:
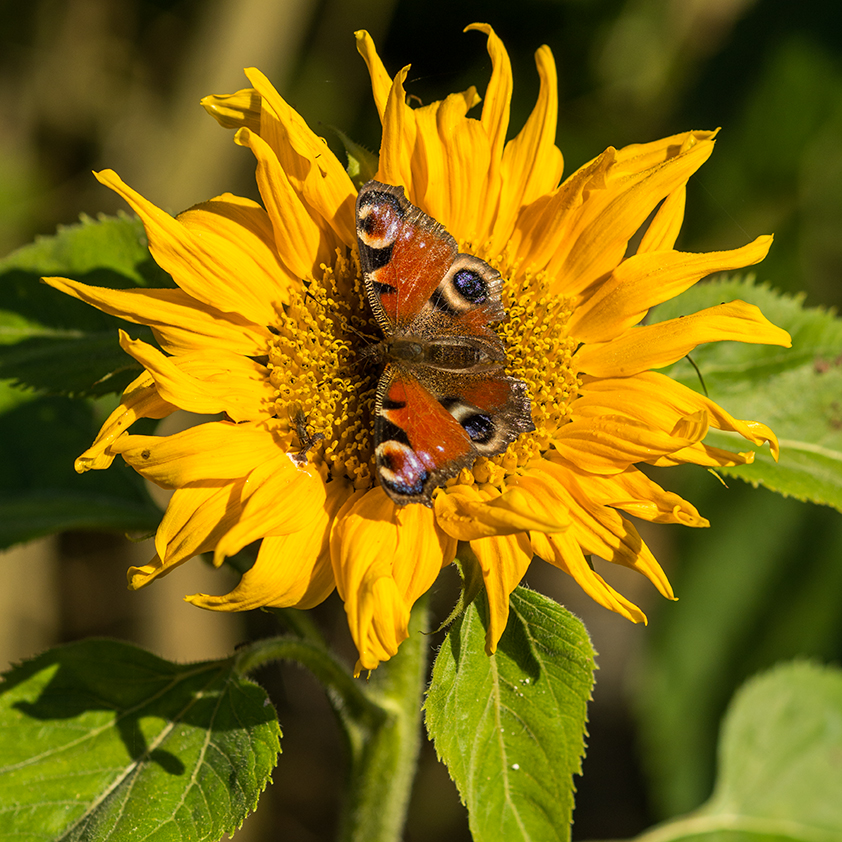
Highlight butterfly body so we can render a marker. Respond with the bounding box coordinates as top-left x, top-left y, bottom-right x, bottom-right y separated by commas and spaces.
355, 181, 534, 507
